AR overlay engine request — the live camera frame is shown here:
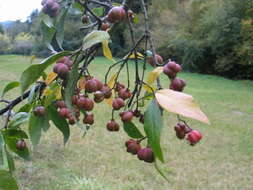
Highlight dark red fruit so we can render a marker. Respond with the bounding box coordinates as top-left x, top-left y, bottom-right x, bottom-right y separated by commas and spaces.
127, 141, 141, 155
106, 120, 120, 131
112, 98, 125, 110
120, 111, 134, 123
137, 147, 155, 163
167, 61, 182, 73
133, 110, 141, 118
93, 78, 103, 91
147, 54, 163, 67
163, 66, 176, 79
34, 106, 46, 117
16, 139, 27, 150
83, 114, 94, 125
115, 83, 125, 92
118, 88, 132, 100
58, 108, 69, 118
107, 6, 126, 23
101, 85, 112, 99
125, 139, 135, 147
187, 130, 202, 145
81, 15, 89, 24
170, 78, 186, 92
68, 117, 76, 125
77, 97, 94, 111
85, 79, 98, 93
53, 63, 62, 73
57, 64, 69, 79
101, 22, 110, 31
42, 0, 60, 17
55, 100, 66, 108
